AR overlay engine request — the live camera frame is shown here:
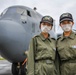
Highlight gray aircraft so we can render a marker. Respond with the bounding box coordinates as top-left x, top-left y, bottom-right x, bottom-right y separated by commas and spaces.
0, 5, 56, 75
0, 5, 42, 75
